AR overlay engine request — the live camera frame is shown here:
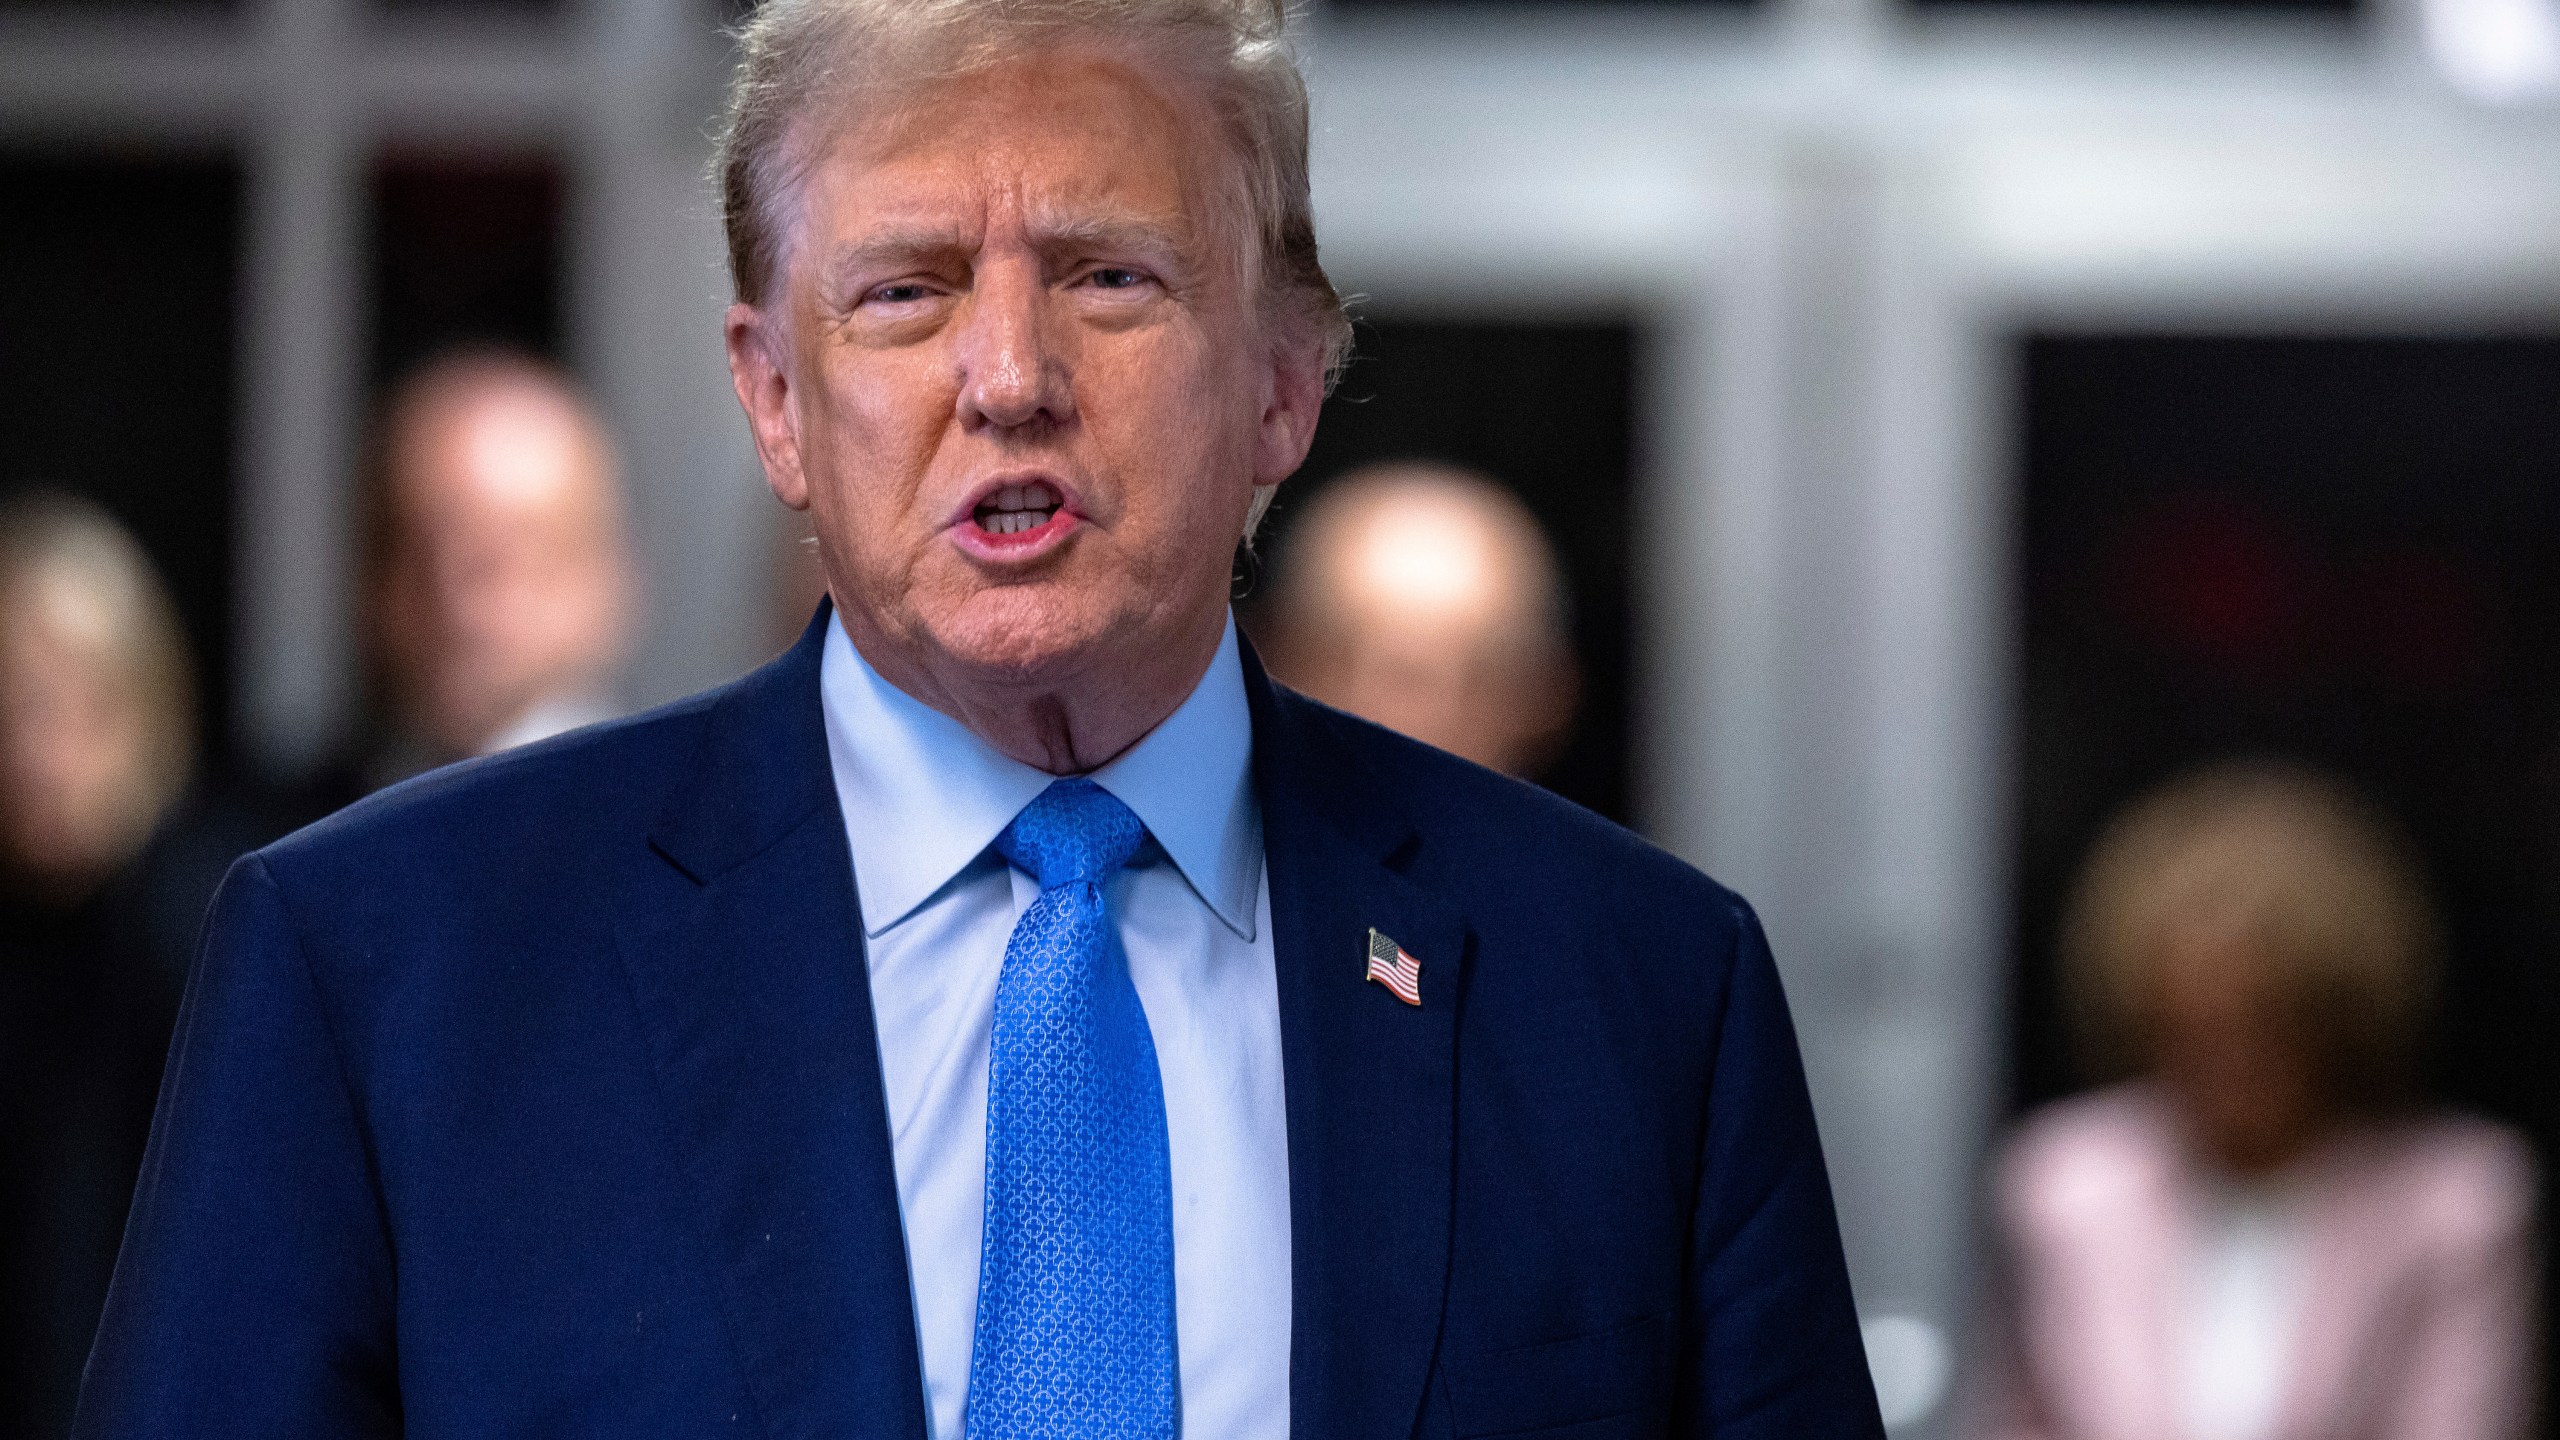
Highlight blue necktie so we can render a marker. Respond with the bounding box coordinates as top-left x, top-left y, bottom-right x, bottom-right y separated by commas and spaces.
967, 778, 1178, 1440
